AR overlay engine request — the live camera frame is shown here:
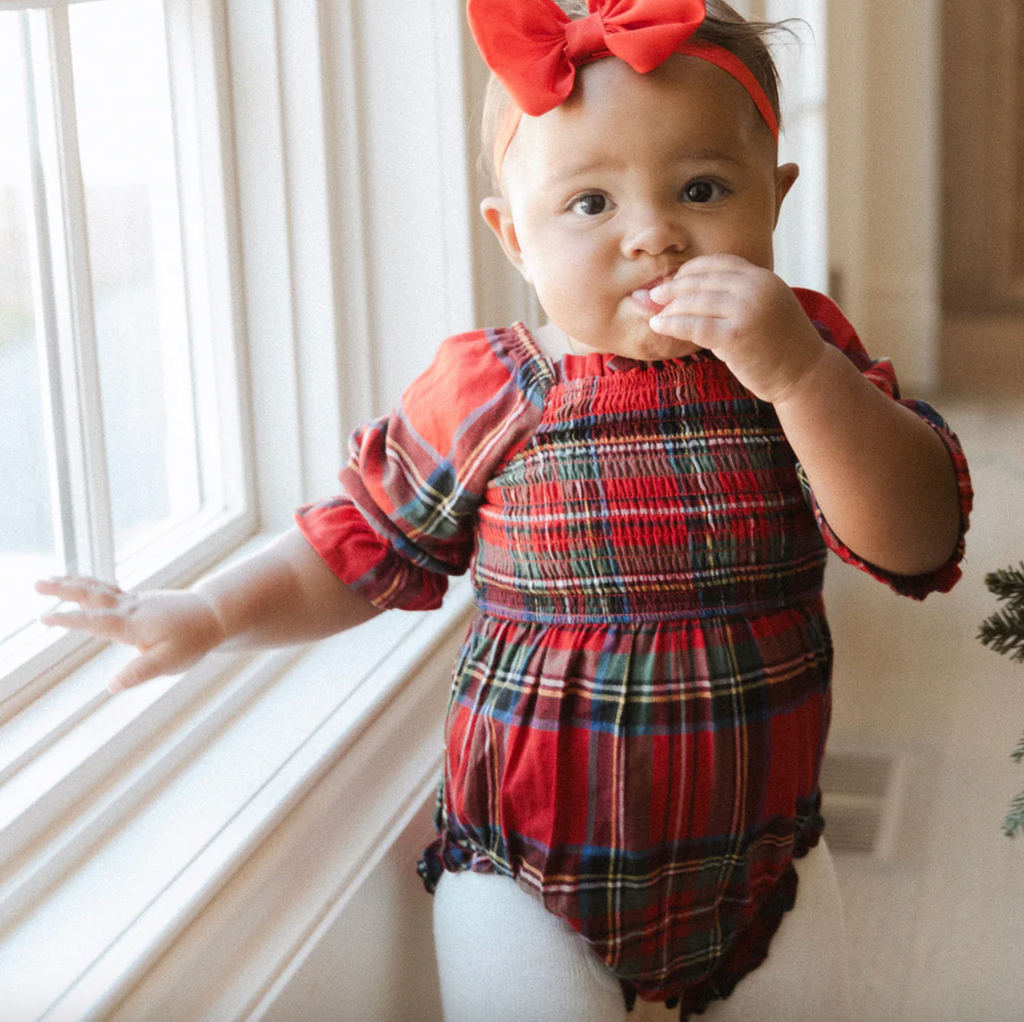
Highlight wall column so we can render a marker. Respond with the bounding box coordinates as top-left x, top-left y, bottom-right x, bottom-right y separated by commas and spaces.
828, 0, 942, 394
